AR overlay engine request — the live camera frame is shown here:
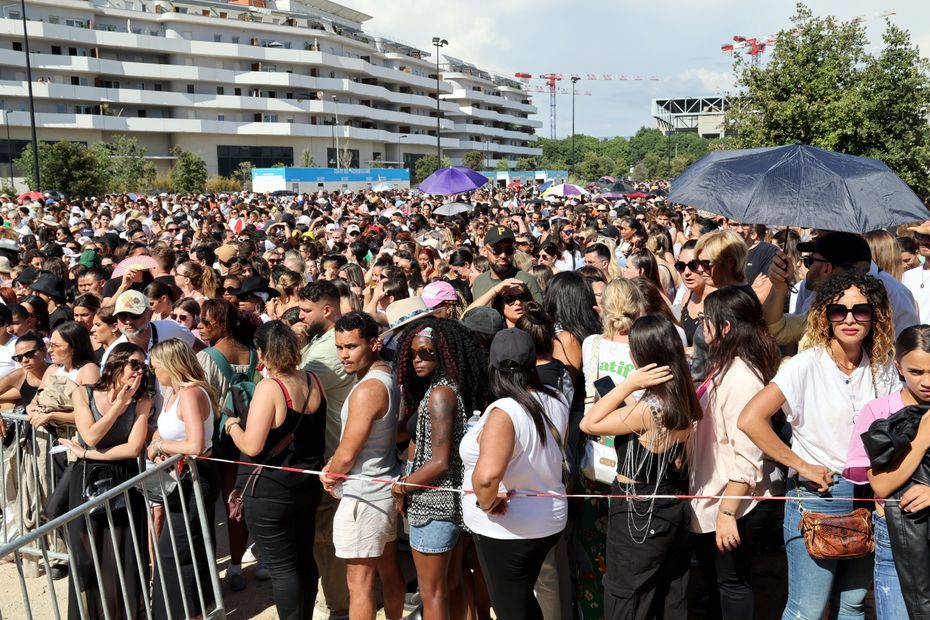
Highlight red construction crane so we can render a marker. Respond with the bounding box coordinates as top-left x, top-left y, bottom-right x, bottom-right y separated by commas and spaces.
721, 9, 896, 65
514, 72, 660, 139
